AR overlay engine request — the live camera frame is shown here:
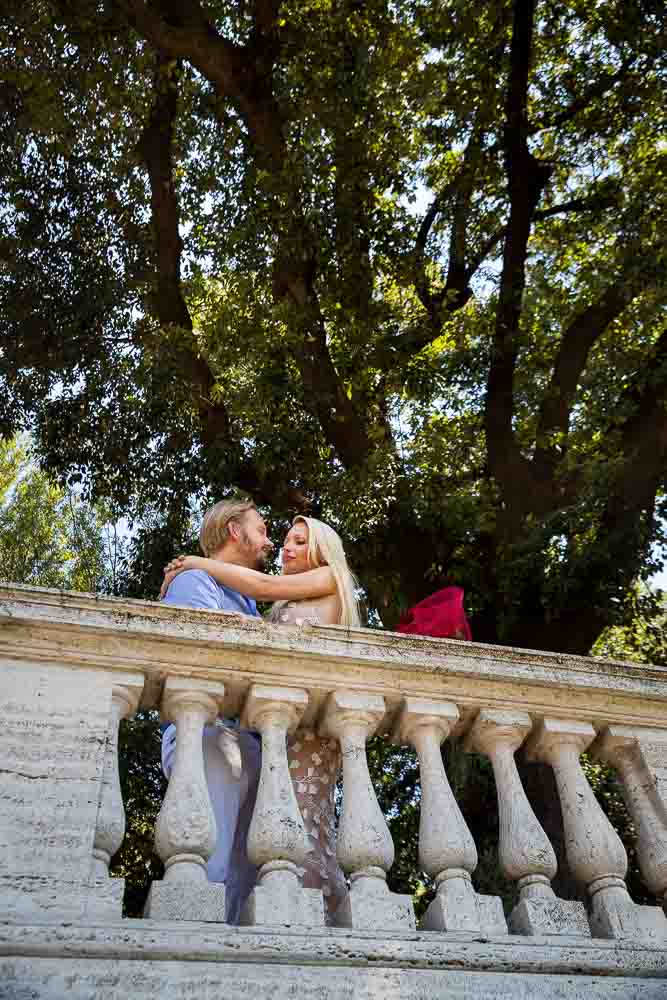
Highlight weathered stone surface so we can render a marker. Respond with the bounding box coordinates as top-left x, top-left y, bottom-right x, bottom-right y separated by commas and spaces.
92, 677, 144, 884
3, 957, 667, 1000
3, 921, 667, 976
467, 710, 588, 938
333, 873, 416, 932
3, 582, 667, 732
509, 896, 590, 937
144, 881, 227, 922
590, 892, 667, 946
152, 677, 225, 903
592, 726, 667, 908
478, 894, 510, 936
241, 871, 324, 928
468, 711, 558, 883
0, 876, 124, 925
242, 686, 311, 869
420, 876, 507, 935
322, 691, 416, 931
83, 879, 126, 923
3, 583, 667, 995
0, 659, 110, 923
2, 923, 667, 999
